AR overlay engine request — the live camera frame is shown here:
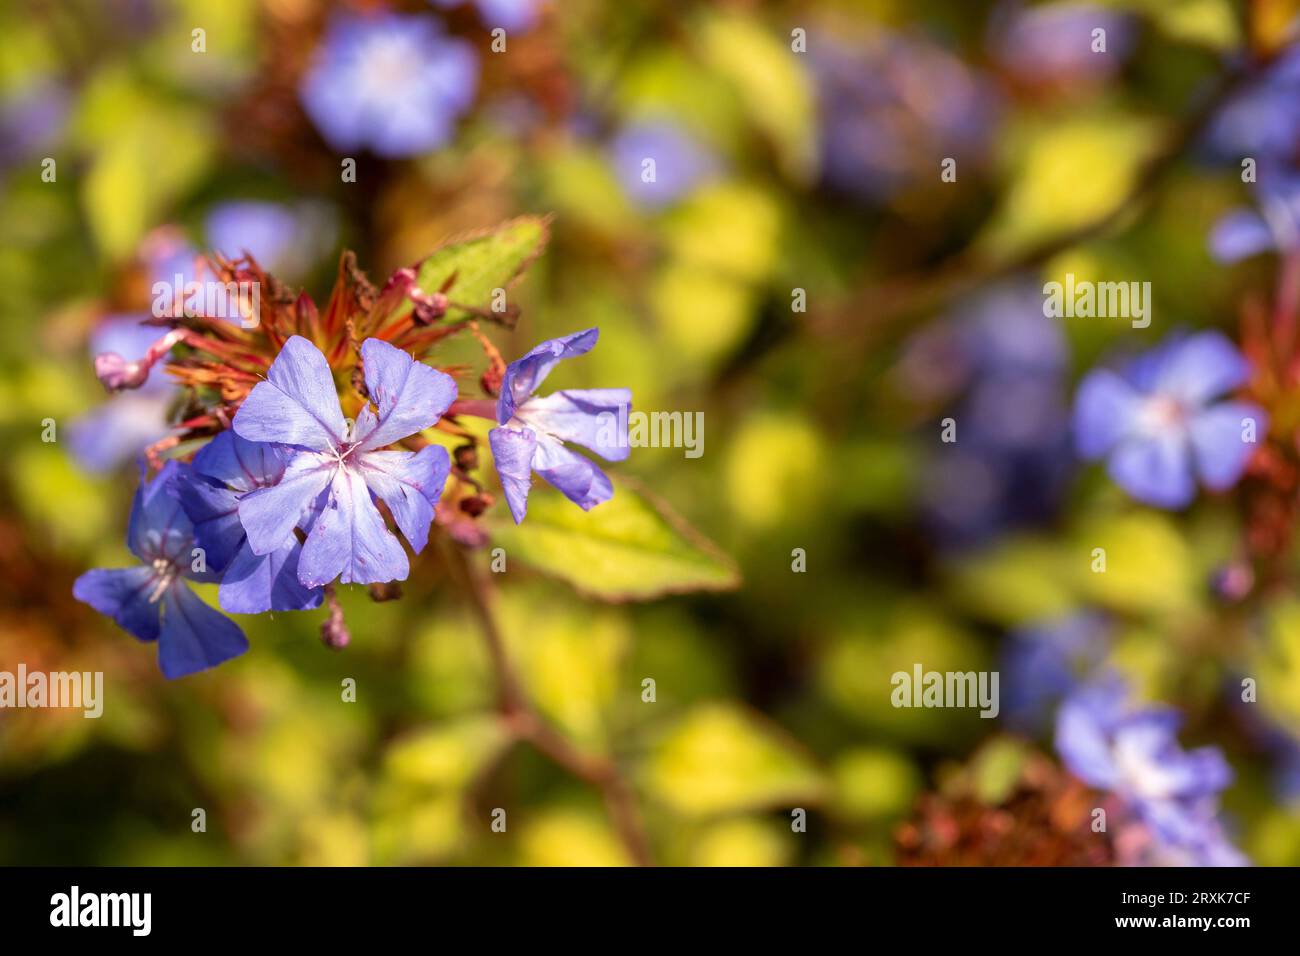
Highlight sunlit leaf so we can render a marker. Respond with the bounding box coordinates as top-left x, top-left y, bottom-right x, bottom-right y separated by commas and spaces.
412, 215, 551, 322
487, 477, 740, 601
643, 703, 825, 817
